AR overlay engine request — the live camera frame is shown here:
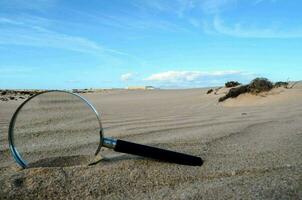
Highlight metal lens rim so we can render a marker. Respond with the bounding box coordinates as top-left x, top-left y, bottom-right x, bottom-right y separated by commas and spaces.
8, 90, 103, 168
